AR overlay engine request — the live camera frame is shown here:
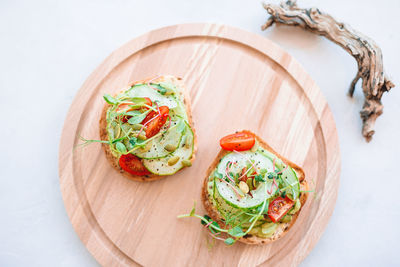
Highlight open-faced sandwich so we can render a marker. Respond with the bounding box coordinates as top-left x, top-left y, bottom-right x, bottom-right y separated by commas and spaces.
179, 131, 307, 245
96, 75, 196, 181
